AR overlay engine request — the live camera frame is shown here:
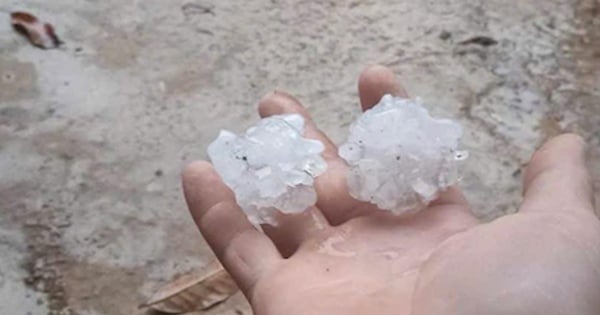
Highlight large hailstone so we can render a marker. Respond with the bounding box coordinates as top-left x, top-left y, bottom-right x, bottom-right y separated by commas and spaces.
339, 95, 467, 214
208, 114, 327, 225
